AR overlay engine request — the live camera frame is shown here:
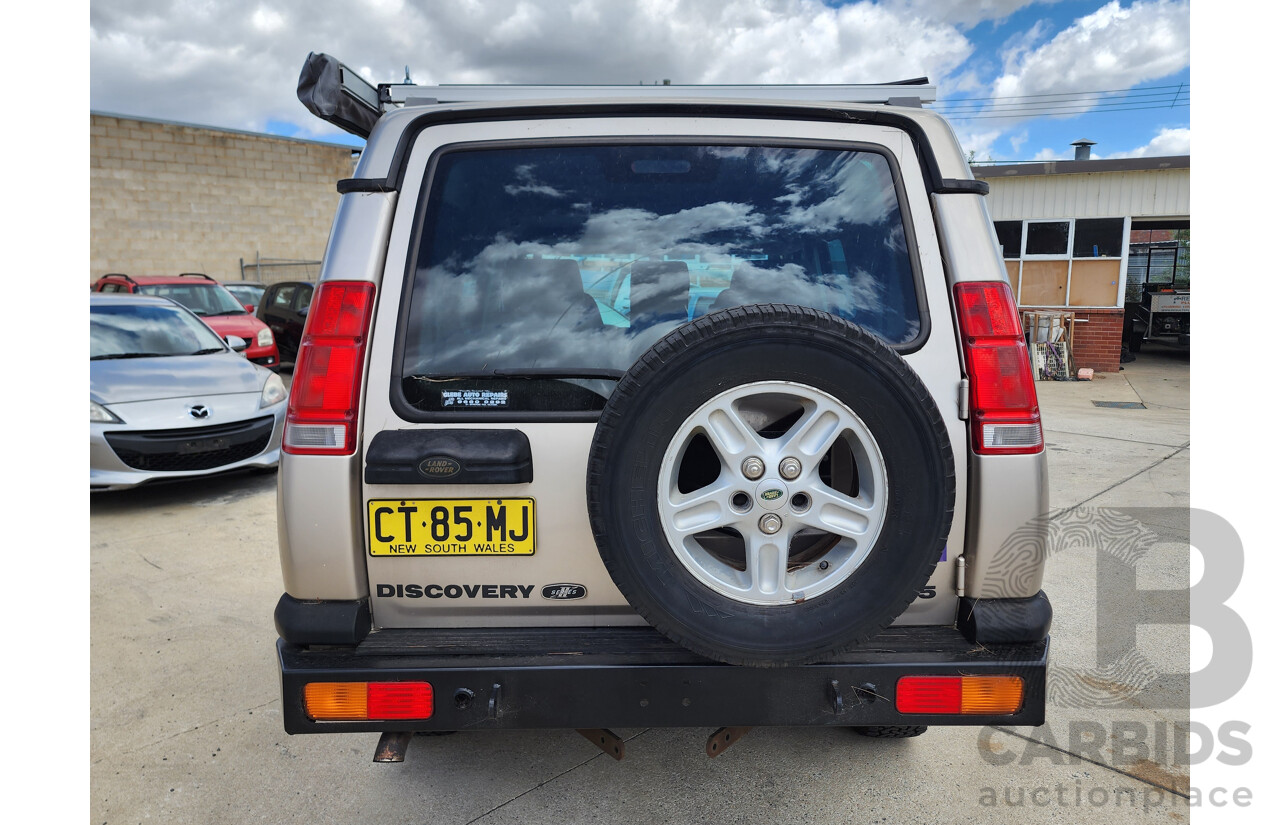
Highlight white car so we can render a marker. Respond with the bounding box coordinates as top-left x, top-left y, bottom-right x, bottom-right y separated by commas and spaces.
90, 293, 287, 491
